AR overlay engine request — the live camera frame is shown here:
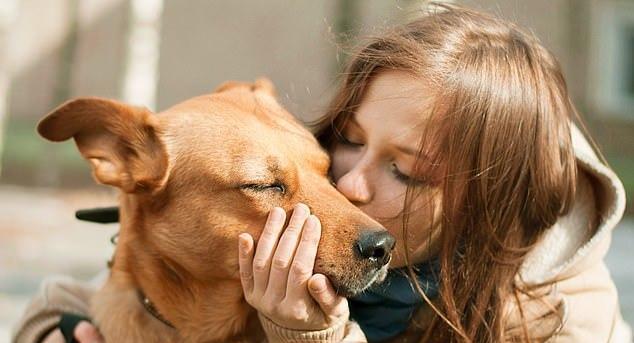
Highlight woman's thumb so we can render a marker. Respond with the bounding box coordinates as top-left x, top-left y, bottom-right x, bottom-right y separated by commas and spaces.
308, 274, 348, 320
74, 321, 104, 343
